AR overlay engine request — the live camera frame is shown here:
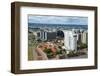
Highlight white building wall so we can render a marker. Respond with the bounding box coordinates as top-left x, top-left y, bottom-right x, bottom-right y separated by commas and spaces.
73, 35, 77, 51
64, 31, 70, 50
